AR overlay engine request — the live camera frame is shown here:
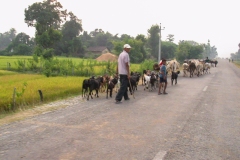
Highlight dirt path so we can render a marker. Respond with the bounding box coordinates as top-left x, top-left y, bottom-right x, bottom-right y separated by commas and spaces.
0, 96, 83, 126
